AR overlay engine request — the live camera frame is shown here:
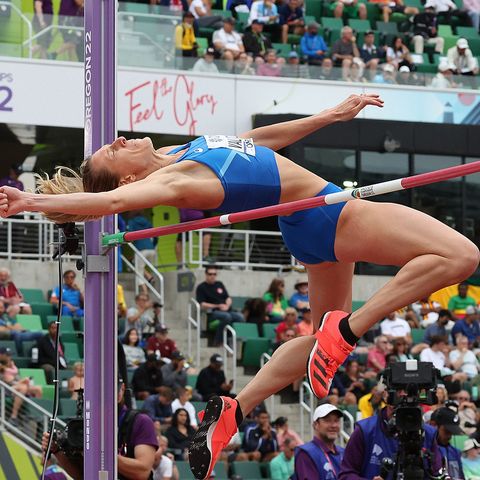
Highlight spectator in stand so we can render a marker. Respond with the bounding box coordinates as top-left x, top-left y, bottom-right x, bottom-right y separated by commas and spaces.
243, 19, 272, 59
0, 301, 43, 354
431, 60, 458, 88
450, 334, 480, 379
171, 387, 198, 428
464, 0, 480, 31
411, 295, 442, 328
32, 0, 54, 58
329, 0, 367, 20
257, 48, 283, 76
397, 64, 421, 85
462, 438, 480, 478
126, 293, 153, 339
234, 51, 257, 74
391, 337, 414, 362
456, 390, 478, 435
196, 266, 243, 346
275, 307, 299, 343
297, 308, 313, 336
0, 165, 24, 191
294, 404, 345, 480
174, 11, 198, 69
428, 0, 472, 26
143, 386, 174, 431
147, 324, 178, 359
451, 306, 480, 347
176, 209, 212, 266
372, 0, 418, 23
430, 407, 466, 480
243, 408, 279, 461
37, 321, 67, 383
122, 328, 147, 369
447, 38, 479, 87
213, 17, 245, 62
449, 283, 478, 319
374, 62, 397, 83
272, 416, 303, 450
189, 0, 223, 28
192, 47, 220, 73
165, 408, 196, 460
272, 327, 297, 353
161, 351, 187, 391
68, 361, 84, 400
380, 311, 412, 343
316, 57, 337, 80
50, 269, 84, 318
289, 277, 309, 311
263, 277, 289, 322
331, 26, 361, 79
386, 36, 413, 70
279, 0, 305, 44
196, 353, 234, 400
358, 384, 387, 419
53, 0, 84, 61
144, 302, 162, 339
300, 22, 328, 66
367, 335, 391, 373
127, 211, 157, 292
132, 353, 164, 400
0, 267, 32, 317
243, 297, 268, 336
360, 30, 385, 77
420, 335, 467, 382
248, 0, 281, 43
424, 309, 454, 345
118, 283, 128, 320
337, 358, 365, 402
153, 435, 176, 480
281, 51, 311, 78
413, 1, 444, 55
0, 346, 42, 425
270, 437, 297, 480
